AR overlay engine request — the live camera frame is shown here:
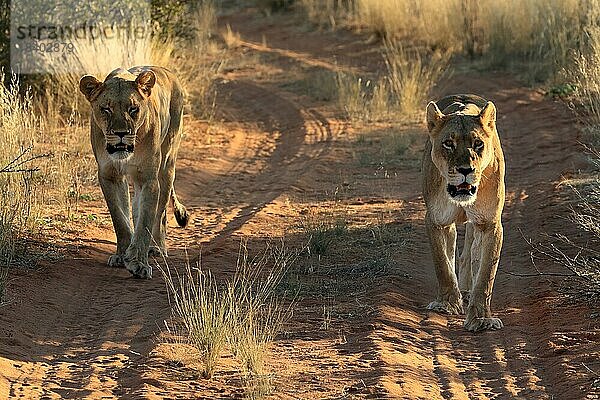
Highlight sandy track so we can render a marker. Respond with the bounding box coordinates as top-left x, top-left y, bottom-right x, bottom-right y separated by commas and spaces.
1, 8, 599, 400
